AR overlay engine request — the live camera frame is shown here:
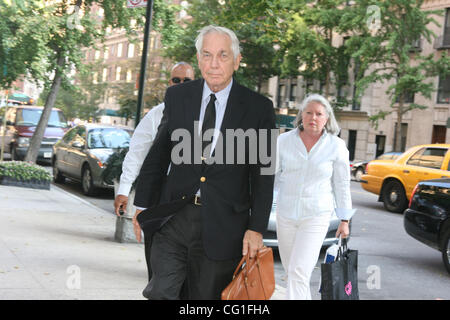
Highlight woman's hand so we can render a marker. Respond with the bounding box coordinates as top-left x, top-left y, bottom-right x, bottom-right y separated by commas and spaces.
336, 220, 350, 239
